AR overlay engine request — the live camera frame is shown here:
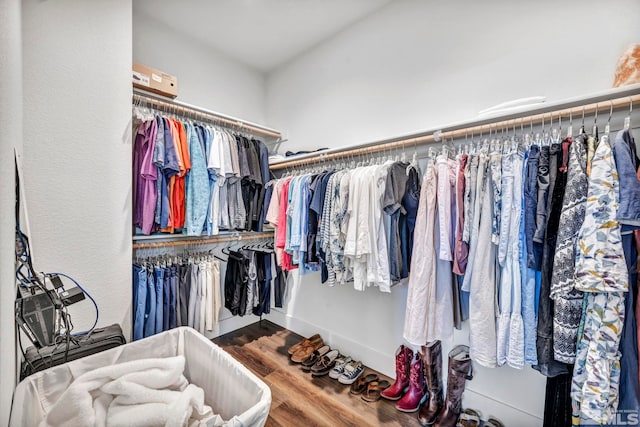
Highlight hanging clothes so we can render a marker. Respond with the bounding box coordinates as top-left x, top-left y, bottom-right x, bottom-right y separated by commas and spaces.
132, 255, 221, 339
266, 159, 420, 293
223, 248, 276, 317
571, 133, 630, 424
132, 114, 271, 236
